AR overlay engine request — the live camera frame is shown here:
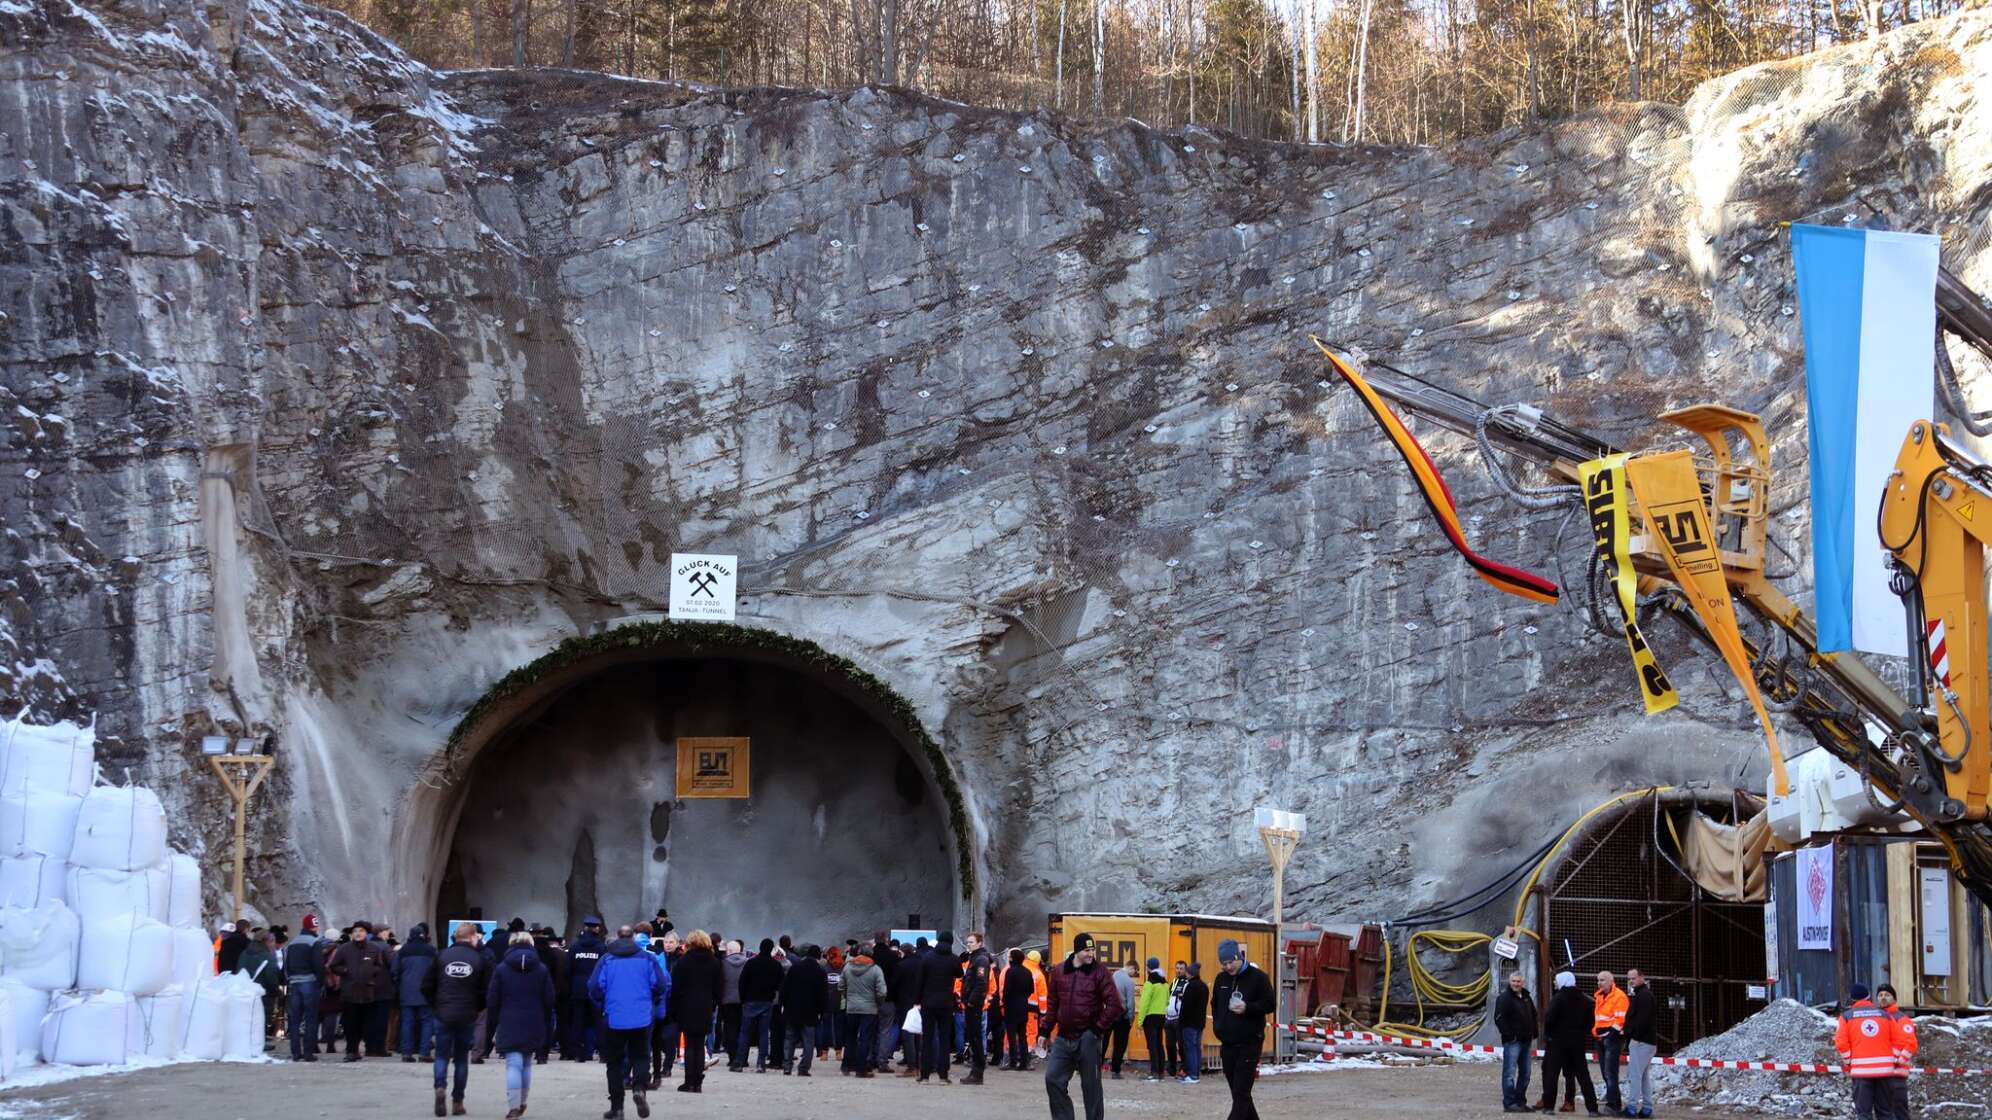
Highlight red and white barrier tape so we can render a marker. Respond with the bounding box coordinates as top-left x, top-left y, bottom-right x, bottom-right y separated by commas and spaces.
1278, 1023, 1992, 1076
